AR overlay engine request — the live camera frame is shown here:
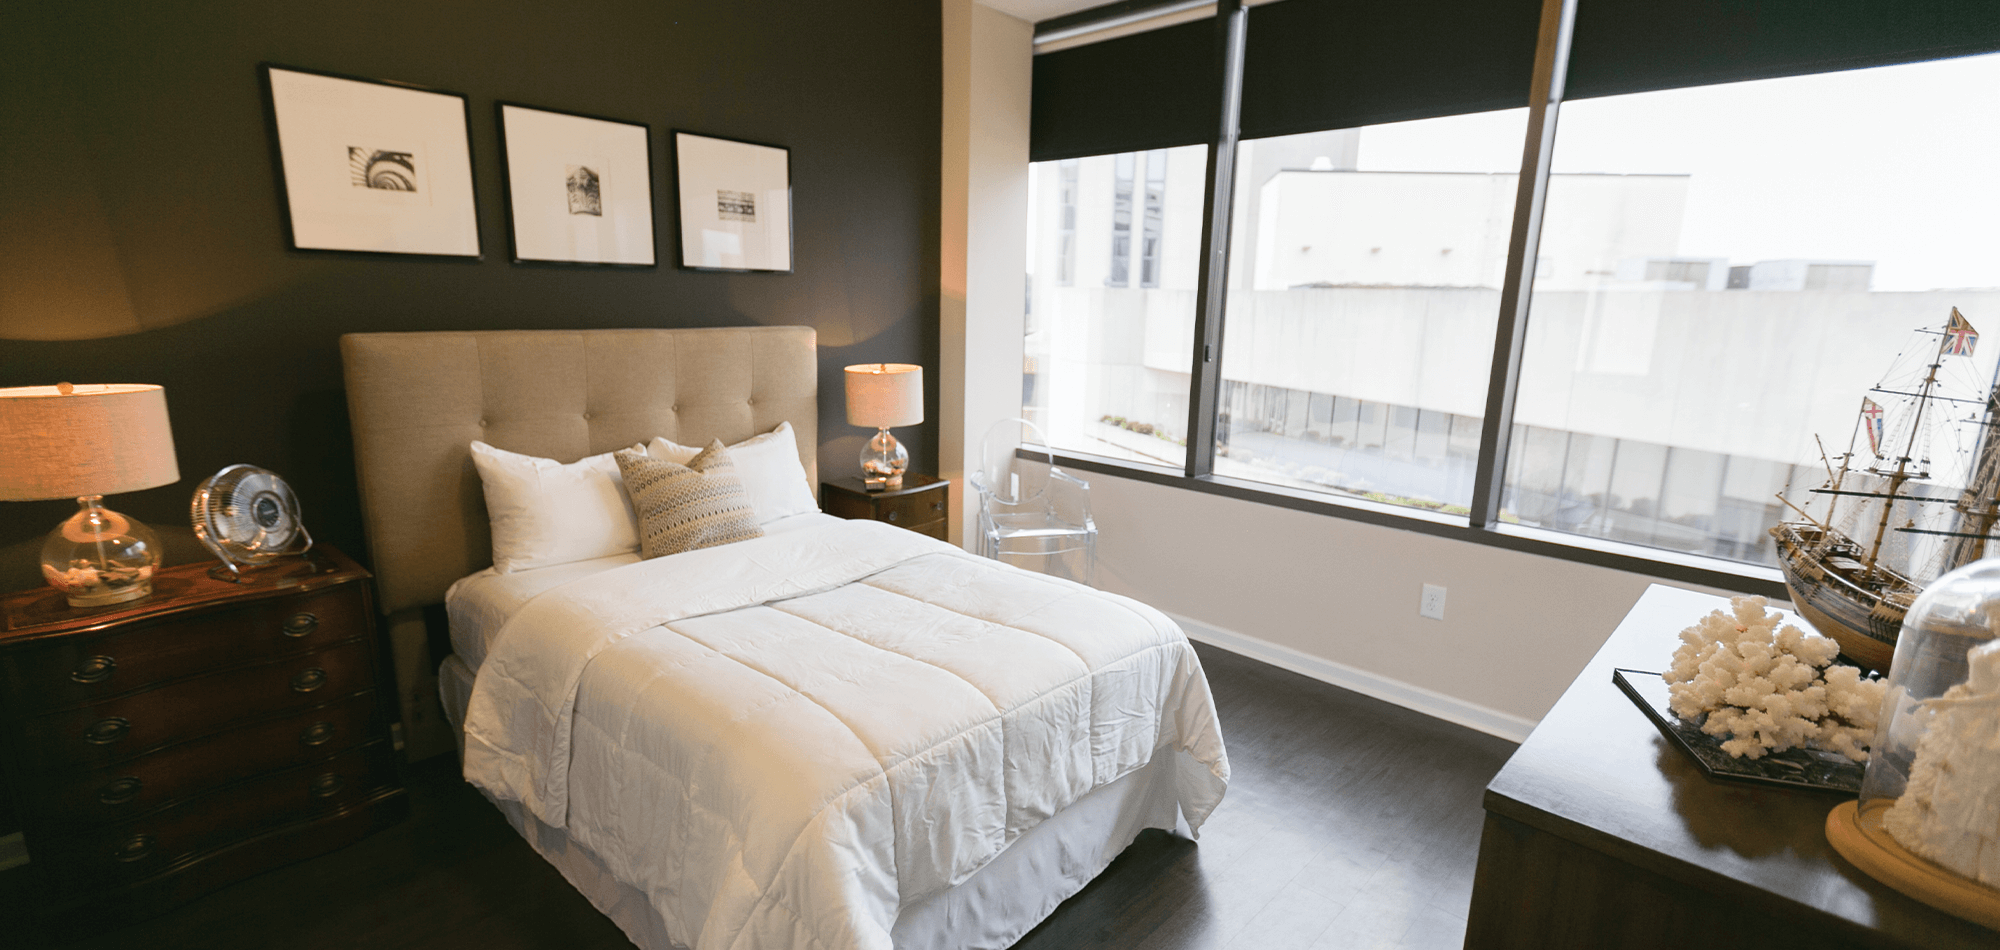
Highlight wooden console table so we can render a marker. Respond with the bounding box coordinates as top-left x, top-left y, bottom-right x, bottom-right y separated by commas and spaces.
1464, 584, 1992, 950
